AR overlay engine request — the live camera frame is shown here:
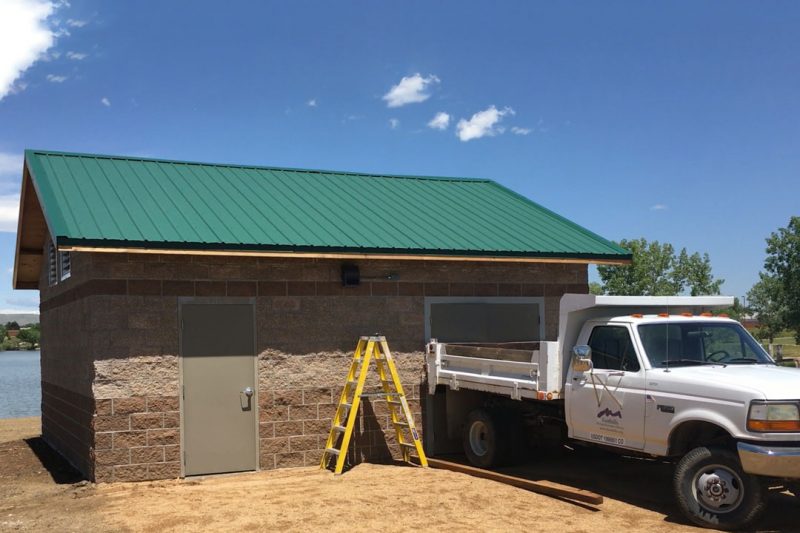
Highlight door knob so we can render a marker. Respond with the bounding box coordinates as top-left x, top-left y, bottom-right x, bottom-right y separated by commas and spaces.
242, 387, 254, 397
